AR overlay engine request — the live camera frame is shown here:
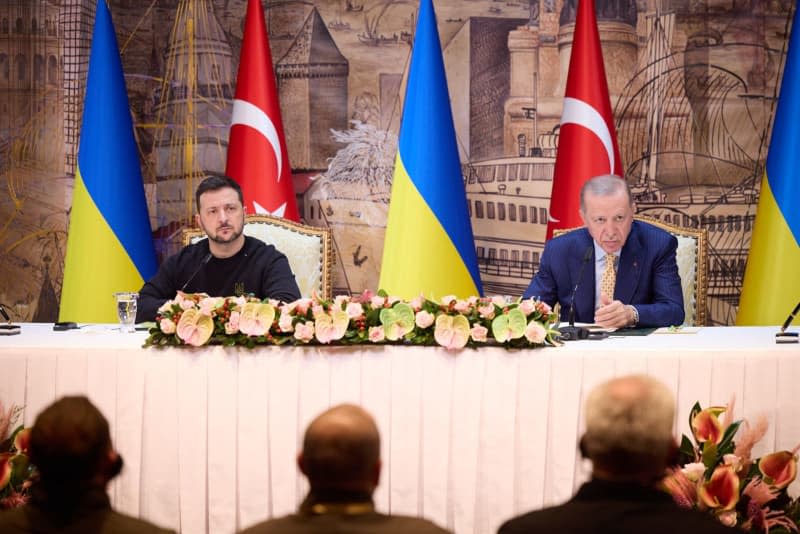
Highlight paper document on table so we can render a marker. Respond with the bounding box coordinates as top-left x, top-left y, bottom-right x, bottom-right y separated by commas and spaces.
653, 326, 702, 334
558, 322, 618, 333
